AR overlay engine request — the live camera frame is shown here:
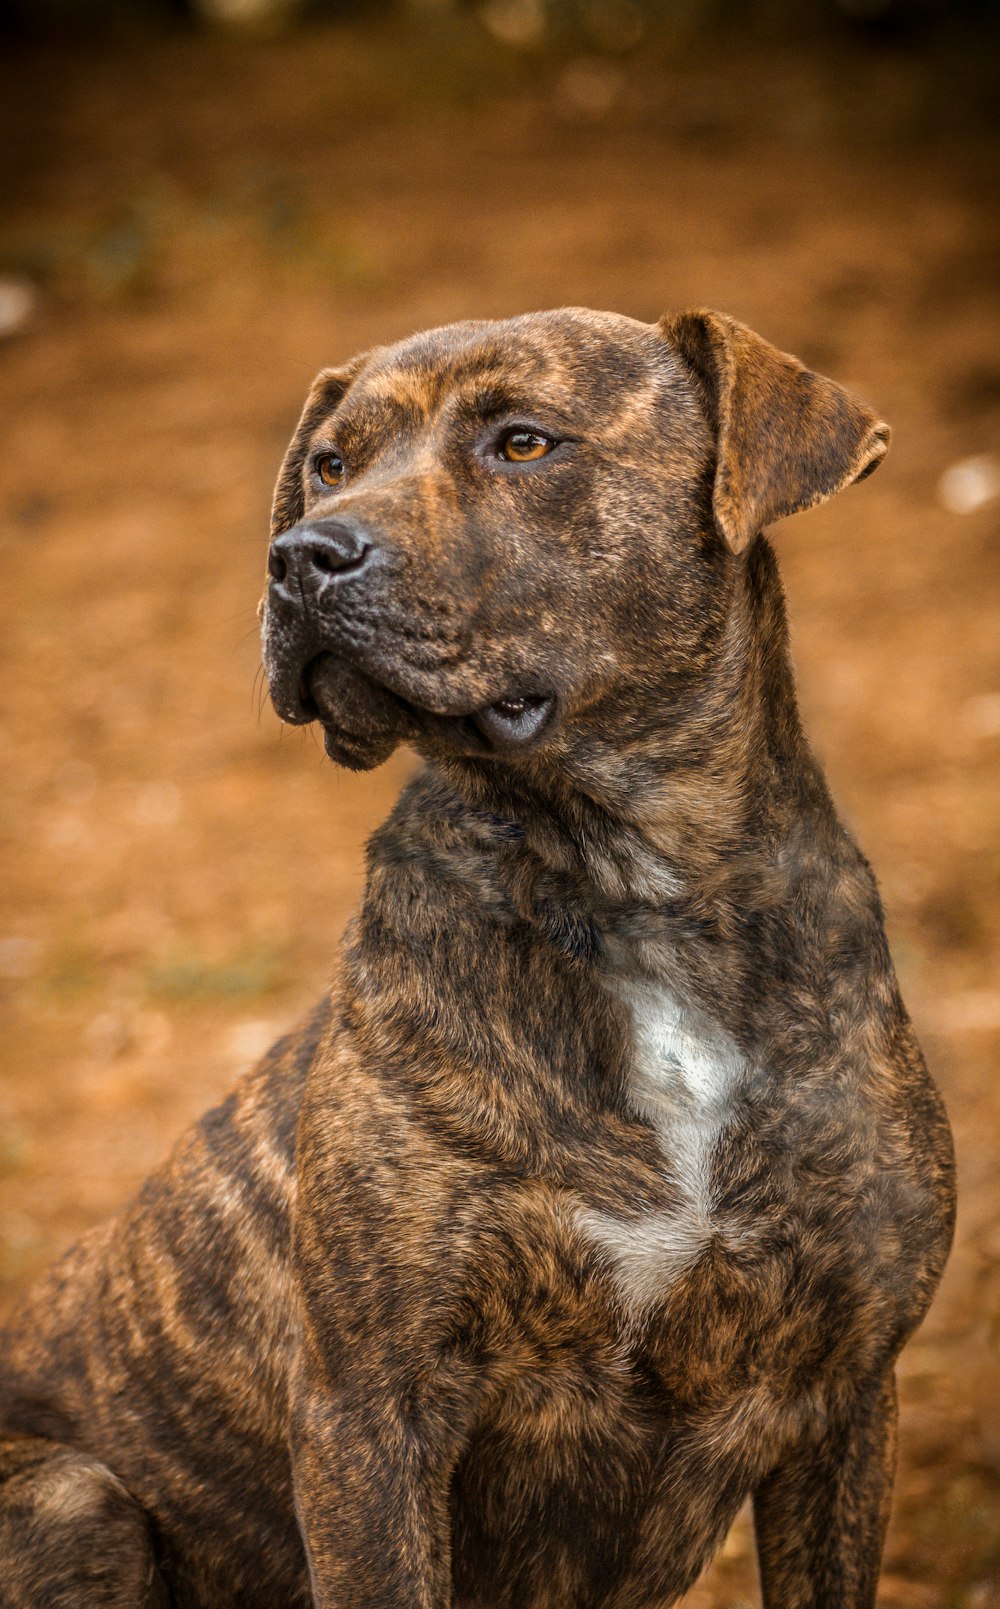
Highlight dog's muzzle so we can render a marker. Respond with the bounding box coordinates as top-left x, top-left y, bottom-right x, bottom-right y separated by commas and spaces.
263, 517, 380, 727
262, 517, 557, 763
